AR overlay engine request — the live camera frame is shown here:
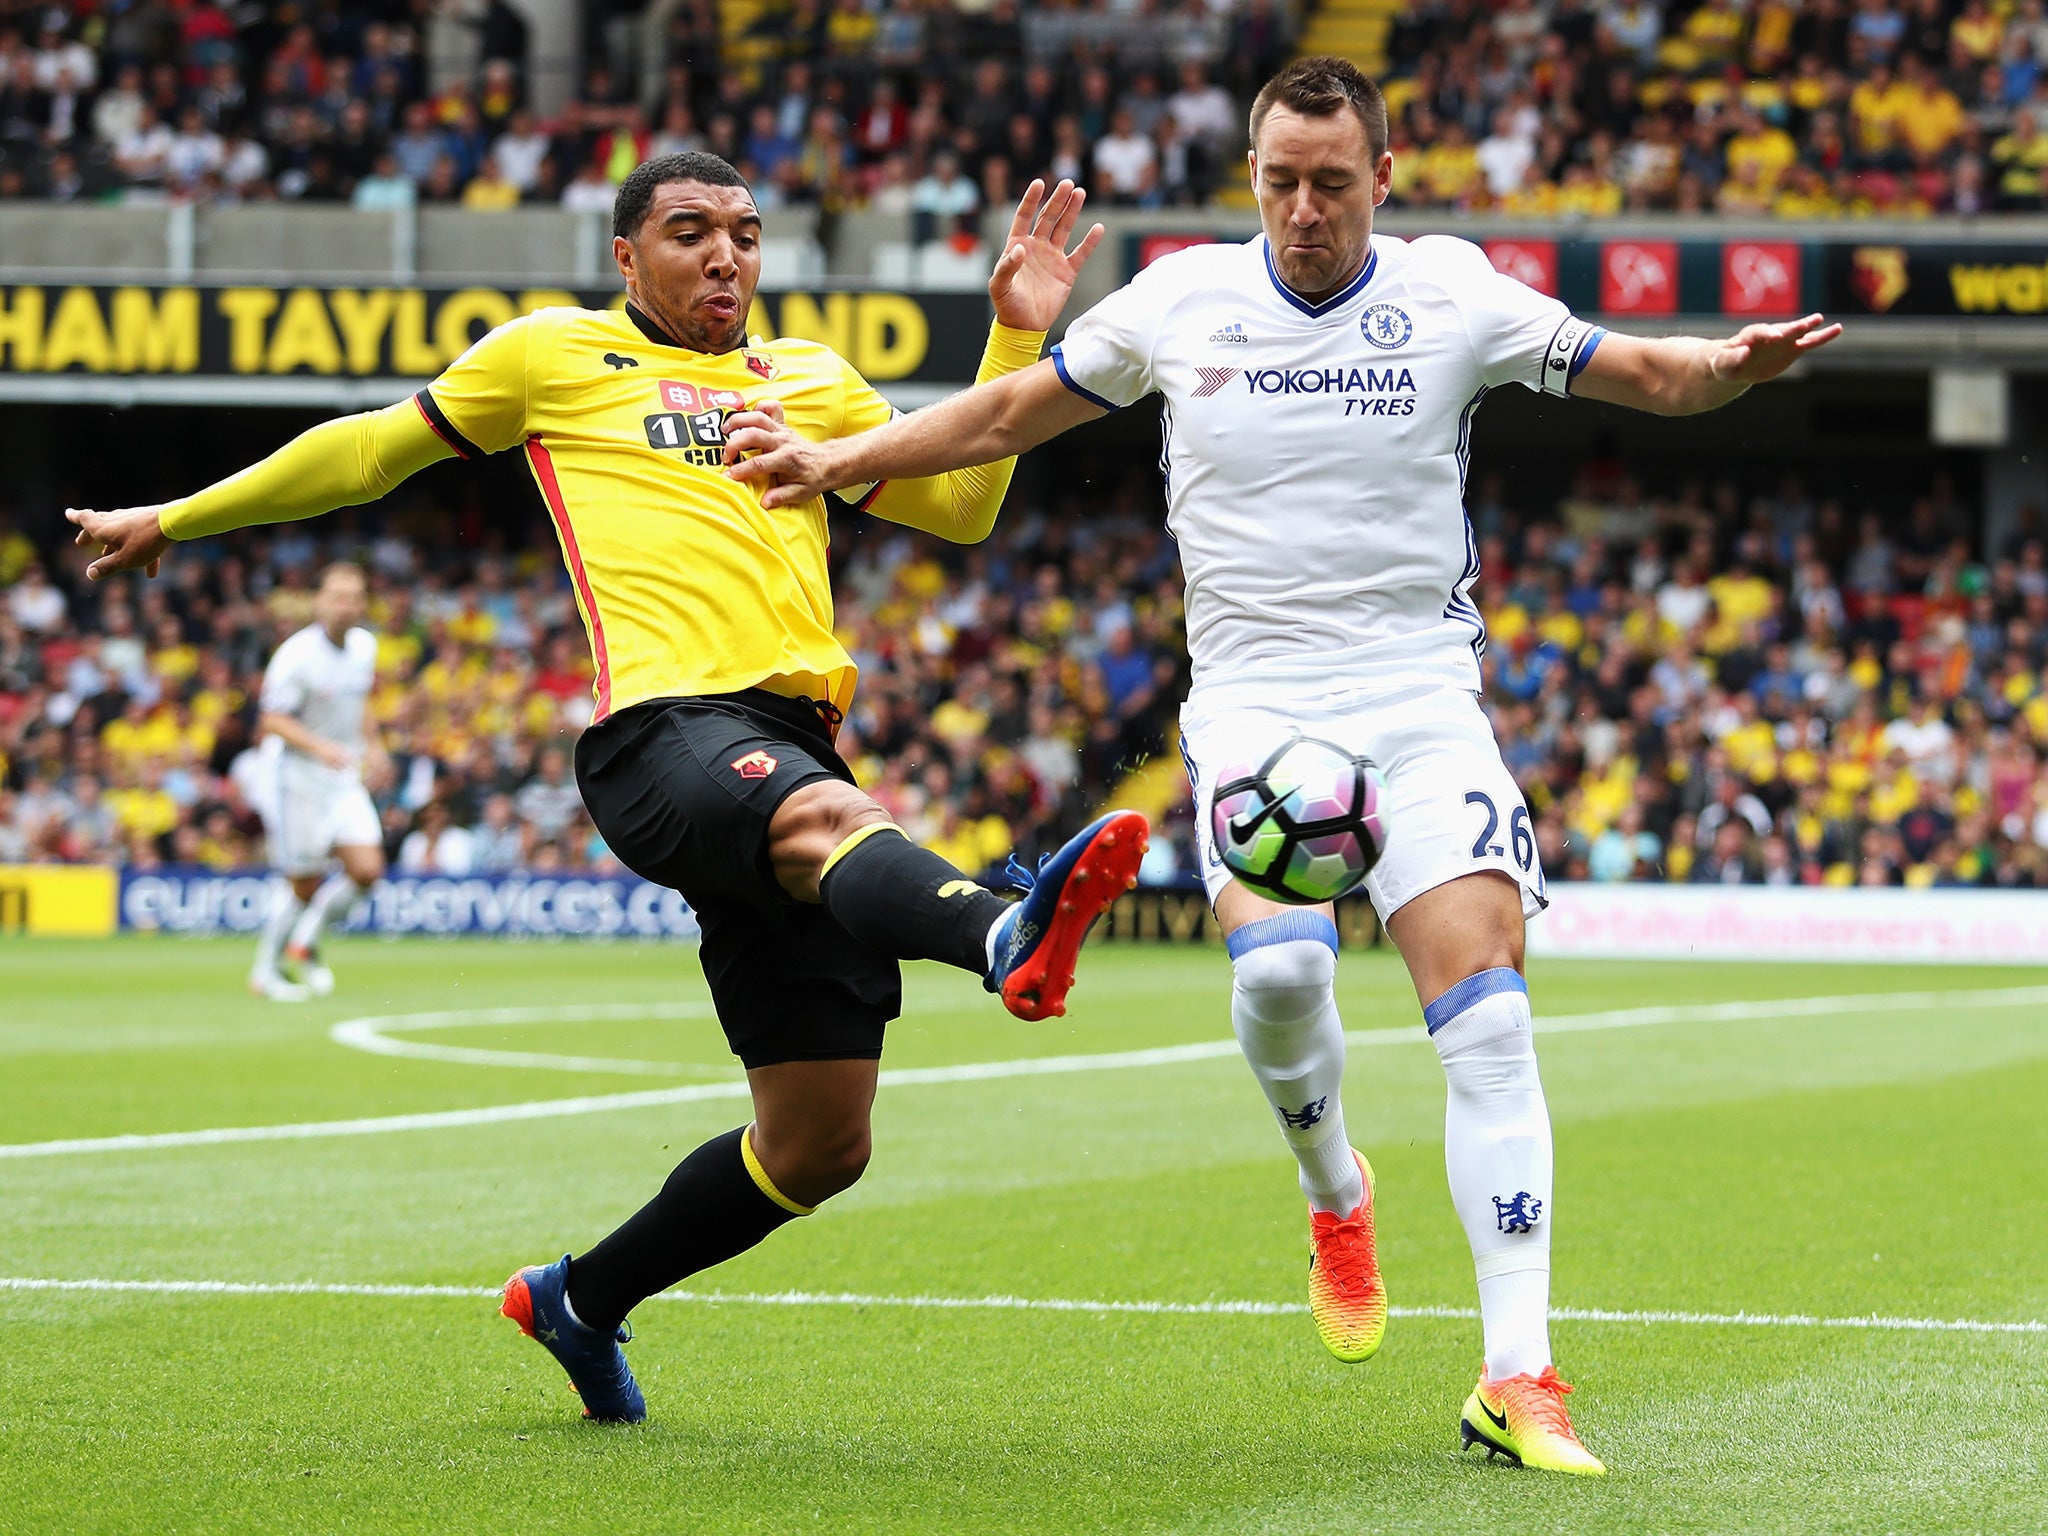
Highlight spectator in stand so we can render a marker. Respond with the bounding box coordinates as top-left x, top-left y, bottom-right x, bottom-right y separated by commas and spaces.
1091, 106, 1155, 206
558, 156, 615, 213
909, 148, 978, 241
352, 151, 416, 211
